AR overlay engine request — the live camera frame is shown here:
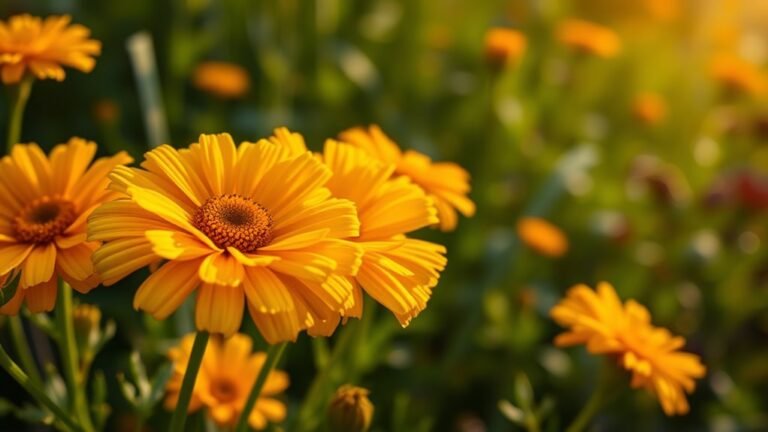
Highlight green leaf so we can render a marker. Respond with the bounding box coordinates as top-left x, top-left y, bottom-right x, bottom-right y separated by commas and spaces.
116, 372, 138, 406
91, 371, 111, 432
15, 404, 54, 425
514, 373, 534, 411
0, 271, 20, 307
145, 362, 173, 409
129, 351, 150, 398
93, 320, 116, 355
24, 310, 59, 339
